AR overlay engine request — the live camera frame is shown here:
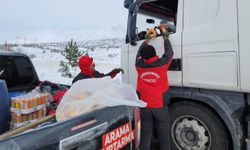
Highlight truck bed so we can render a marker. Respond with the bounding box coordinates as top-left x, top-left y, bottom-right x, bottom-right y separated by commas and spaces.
0, 106, 136, 150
